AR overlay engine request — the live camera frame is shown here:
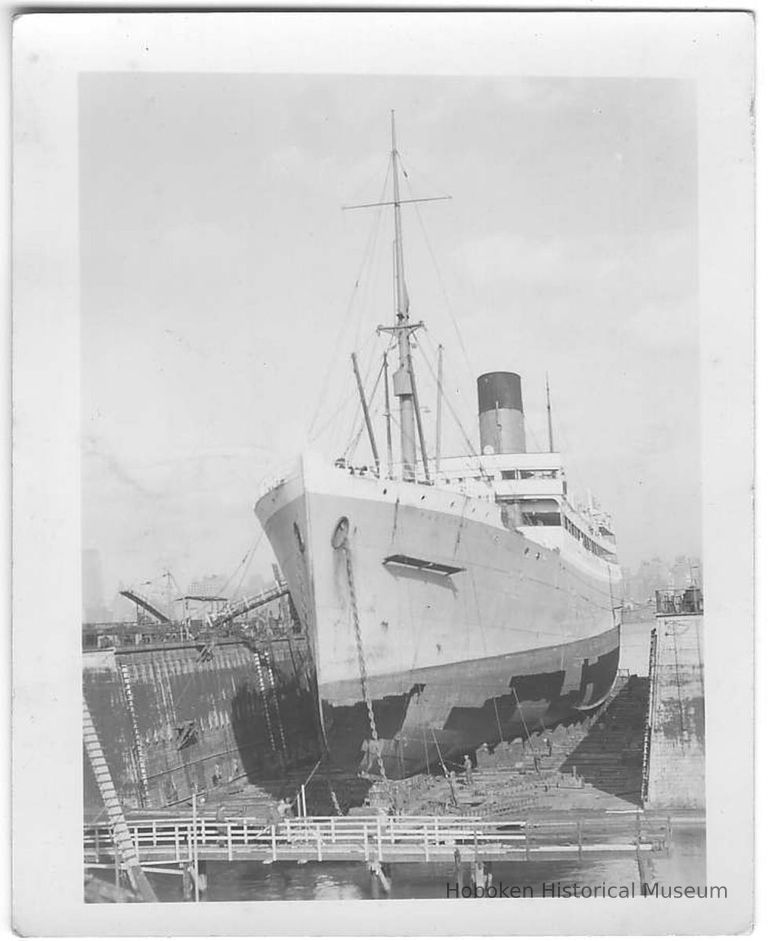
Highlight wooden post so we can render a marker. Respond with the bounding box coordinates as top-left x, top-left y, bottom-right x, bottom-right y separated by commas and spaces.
370, 860, 392, 895
227, 823, 233, 862
192, 792, 200, 902
271, 825, 277, 862
423, 824, 429, 862
174, 824, 180, 861
363, 823, 369, 862
455, 847, 465, 893
376, 815, 383, 862
316, 828, 323, 862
